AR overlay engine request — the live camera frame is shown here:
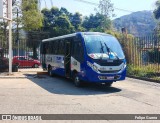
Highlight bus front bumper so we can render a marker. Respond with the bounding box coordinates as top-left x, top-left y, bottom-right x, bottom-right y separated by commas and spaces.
83, 68, 126, 83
